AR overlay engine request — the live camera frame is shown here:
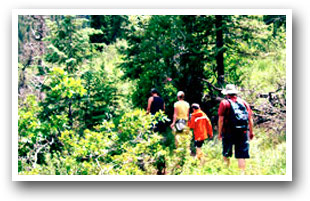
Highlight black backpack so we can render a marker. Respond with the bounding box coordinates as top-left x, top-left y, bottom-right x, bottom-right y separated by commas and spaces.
227, 98, 249, 130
